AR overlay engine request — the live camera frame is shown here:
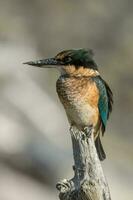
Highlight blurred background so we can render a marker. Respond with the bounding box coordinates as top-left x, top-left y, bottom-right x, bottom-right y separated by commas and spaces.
0, 0, 133, 199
